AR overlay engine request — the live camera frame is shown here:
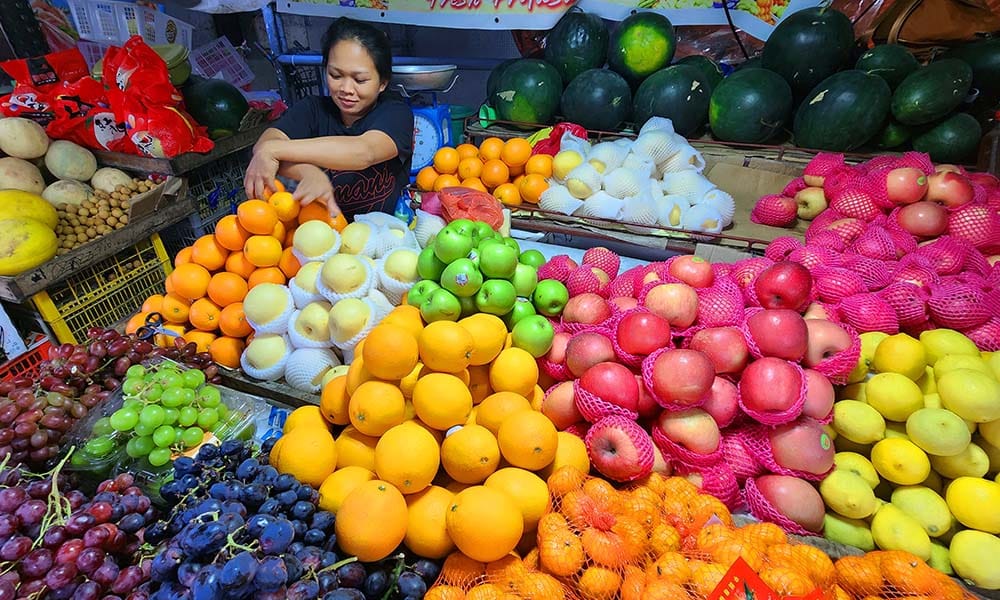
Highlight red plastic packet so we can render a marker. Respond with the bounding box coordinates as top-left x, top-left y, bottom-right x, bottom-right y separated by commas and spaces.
0, 48, 89, 91
531, 122, 589, 156
1, 84, 56, 124
438, 187, 505, 231
102, 37, 181, 108
111, 94, 212, 157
